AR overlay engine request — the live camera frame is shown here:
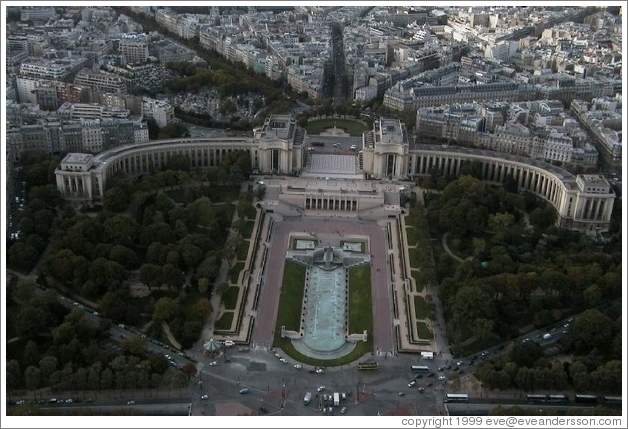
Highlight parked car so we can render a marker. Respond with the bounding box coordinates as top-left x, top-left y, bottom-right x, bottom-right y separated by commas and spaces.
209, 361, 218, 366
317, 386, 326, 392
340, 406, 347, 414
201, 395, 209, 400
238, 388, 249, 395
294, 364, 302, 370
408, 380, 416, 388
127, 401, 136, 405
279, 358, 288, 364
